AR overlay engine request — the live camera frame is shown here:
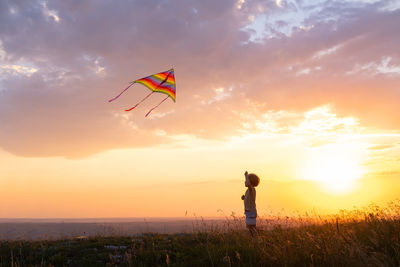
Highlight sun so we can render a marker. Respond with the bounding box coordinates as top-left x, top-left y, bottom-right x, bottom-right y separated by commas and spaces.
301, 144, 364, 194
